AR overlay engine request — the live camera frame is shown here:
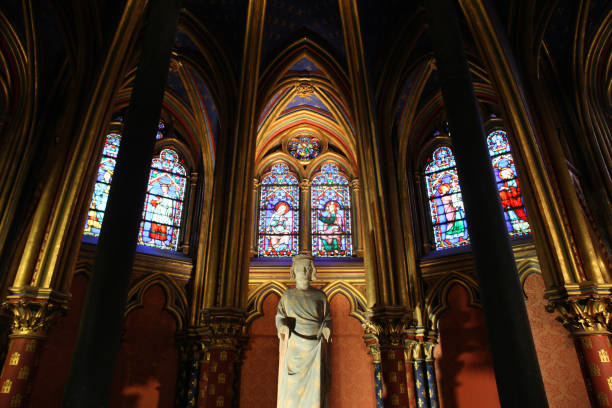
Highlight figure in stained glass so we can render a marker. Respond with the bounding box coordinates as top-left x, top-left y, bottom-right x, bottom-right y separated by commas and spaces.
311, 163, 352, 256
487, 130, 531, 237
258, 163, 299, 256
268, 201, 291, 253
319, 200, 343, 253
425, 146, 469, 250
139, 148, 187, 250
